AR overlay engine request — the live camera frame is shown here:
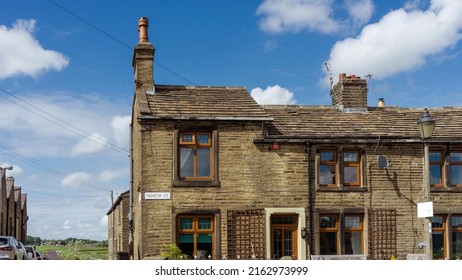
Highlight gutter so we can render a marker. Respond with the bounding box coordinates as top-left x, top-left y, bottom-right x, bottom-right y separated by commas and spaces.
138, 115, 274, 122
